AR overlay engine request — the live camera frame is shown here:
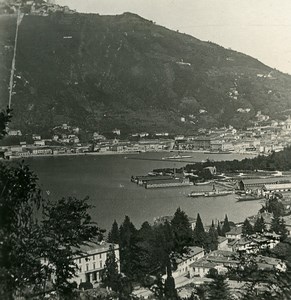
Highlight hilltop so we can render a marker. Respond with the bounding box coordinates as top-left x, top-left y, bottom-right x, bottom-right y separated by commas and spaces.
1, 10, 291, 135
